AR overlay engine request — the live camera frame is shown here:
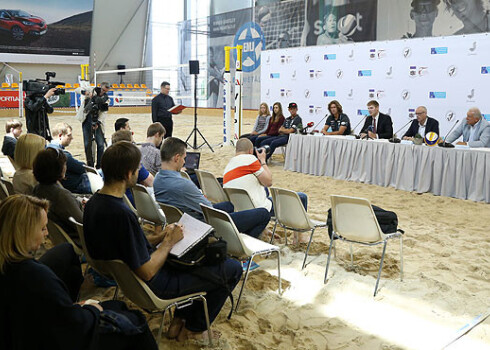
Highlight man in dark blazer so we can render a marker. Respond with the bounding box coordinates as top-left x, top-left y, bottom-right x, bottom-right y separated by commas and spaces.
360, 100, 393, 139
403, 106, 439, 140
